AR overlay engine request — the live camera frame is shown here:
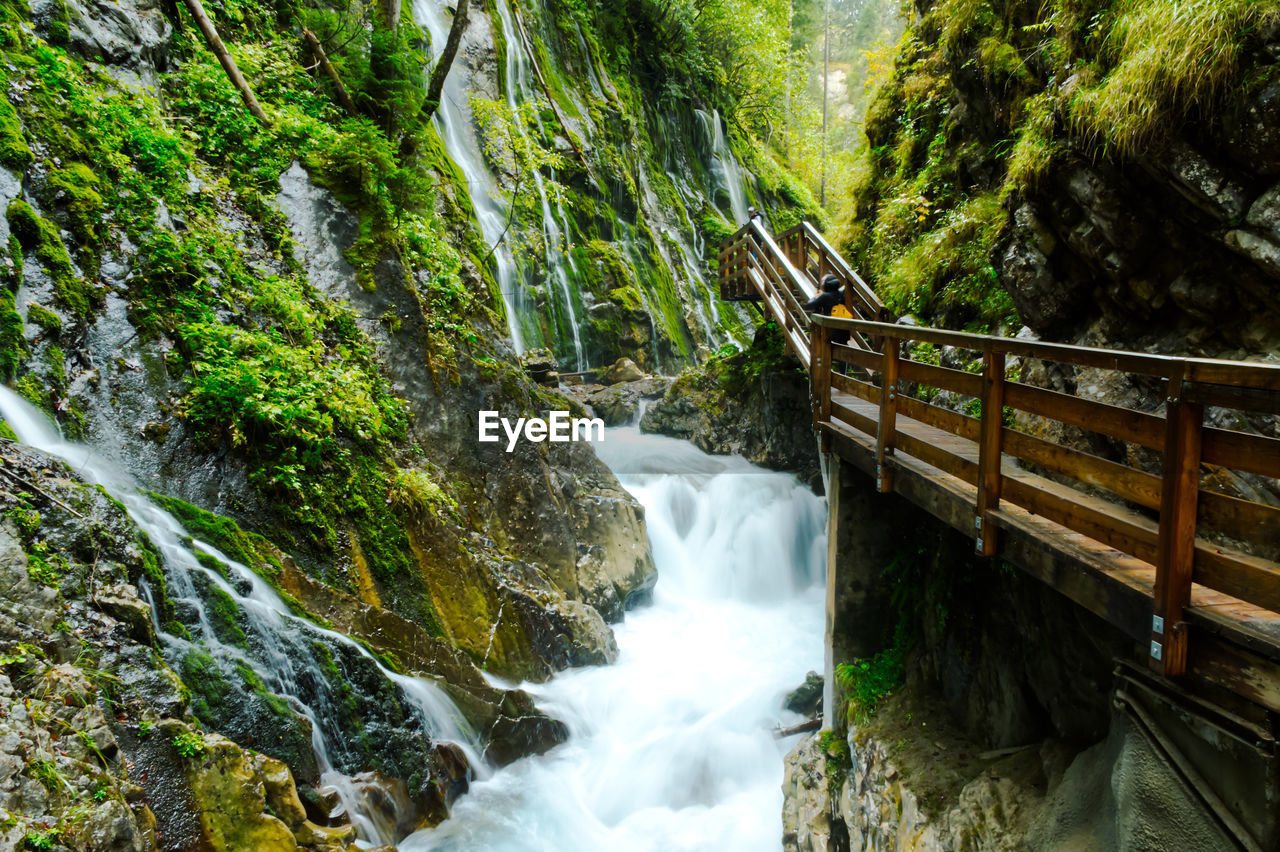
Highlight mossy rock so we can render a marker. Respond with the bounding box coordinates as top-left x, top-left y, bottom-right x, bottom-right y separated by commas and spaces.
6, 197, 95, 318
0, 90, 30, 171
